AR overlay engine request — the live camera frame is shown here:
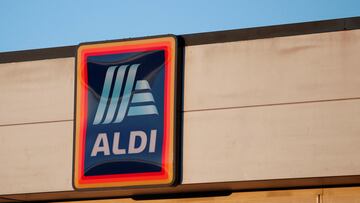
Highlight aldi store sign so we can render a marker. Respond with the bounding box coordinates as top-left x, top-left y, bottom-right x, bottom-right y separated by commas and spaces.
73, 36, 178, 189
